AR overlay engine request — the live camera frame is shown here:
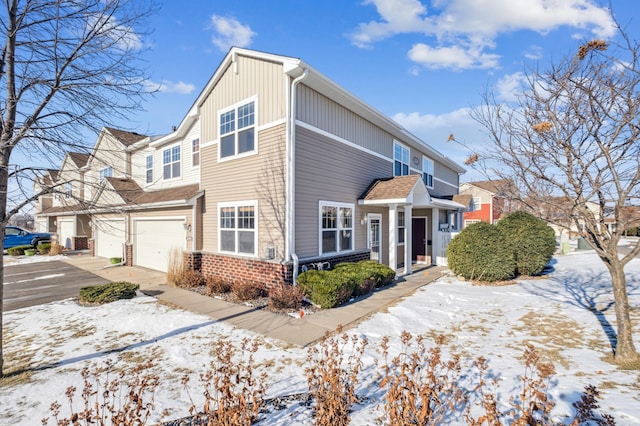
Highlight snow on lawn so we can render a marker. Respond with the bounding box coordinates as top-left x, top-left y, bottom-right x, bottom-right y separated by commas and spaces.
1, 251, 639, 425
